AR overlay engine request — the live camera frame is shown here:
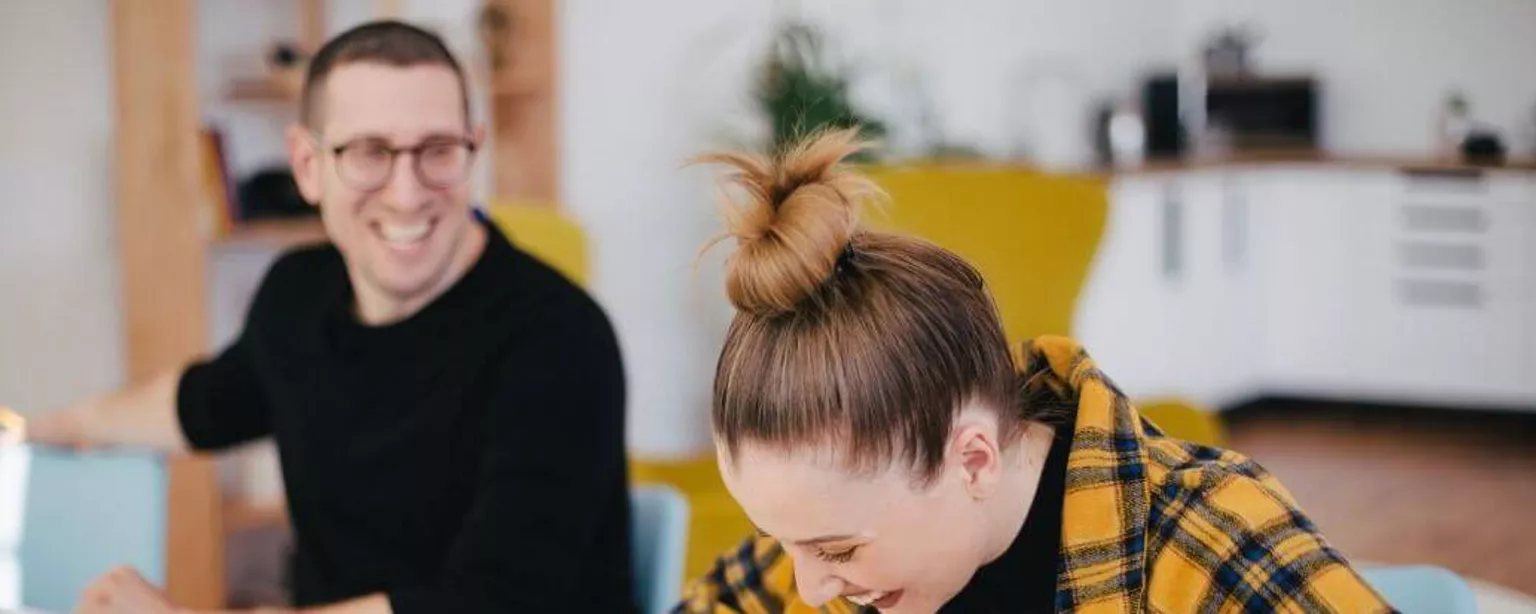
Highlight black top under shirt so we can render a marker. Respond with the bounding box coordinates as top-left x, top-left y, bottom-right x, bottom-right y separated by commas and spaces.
176, 213, 637, 614
938, 413, 1074, 614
